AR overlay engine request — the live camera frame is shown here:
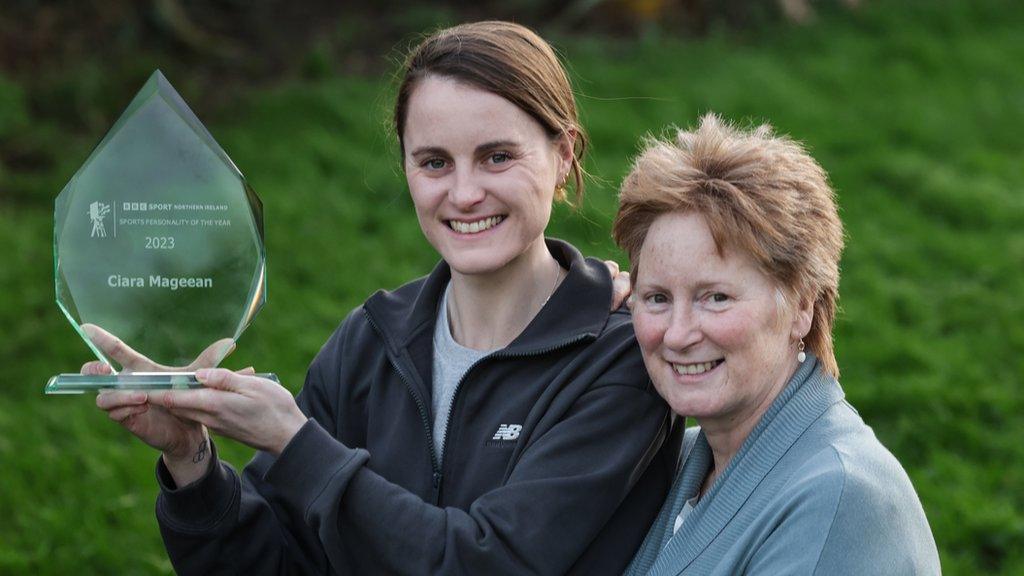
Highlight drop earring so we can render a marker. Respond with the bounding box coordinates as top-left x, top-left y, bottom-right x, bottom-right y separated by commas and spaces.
554, 174, 568, 201
797, 339, 806, 363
